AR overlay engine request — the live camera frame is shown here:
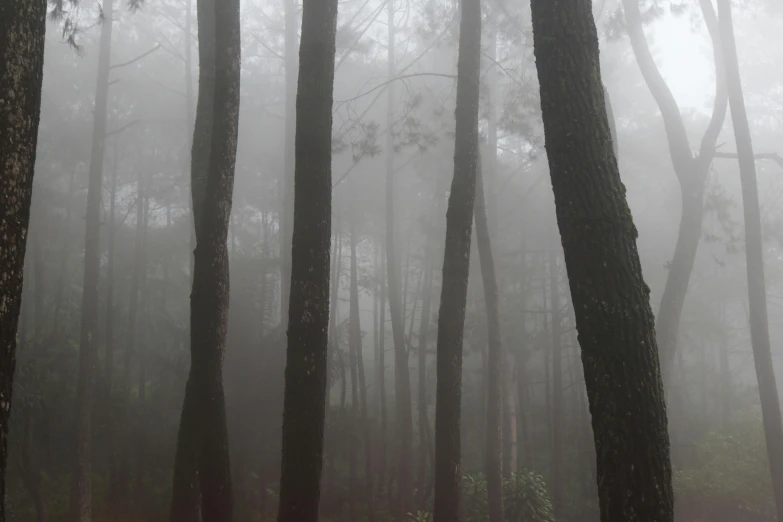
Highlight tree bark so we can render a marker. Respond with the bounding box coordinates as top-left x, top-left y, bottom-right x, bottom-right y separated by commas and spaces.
170, 0, 240, 520
276, 0, 338, 518
432, 0, 481, 518
717, 1, 783, 517
531, 0, 674, 520
0, 2, 46, 519
73, 0, 113, 518
384, 0, 415, 512
475, 158, 503, 522
622, 0, 726, 382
